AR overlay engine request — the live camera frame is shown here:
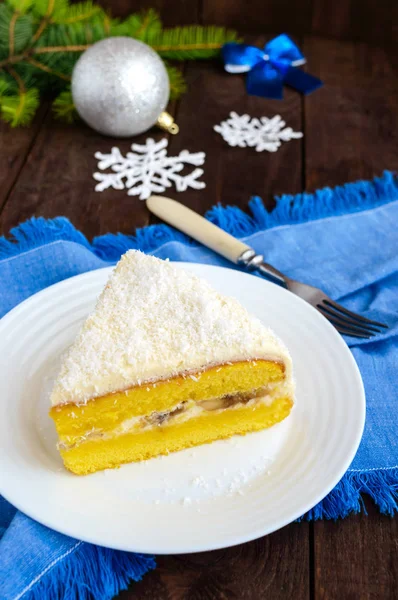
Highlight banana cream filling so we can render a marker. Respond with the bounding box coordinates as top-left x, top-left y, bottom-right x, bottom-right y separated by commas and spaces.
58, 384, 289, 452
